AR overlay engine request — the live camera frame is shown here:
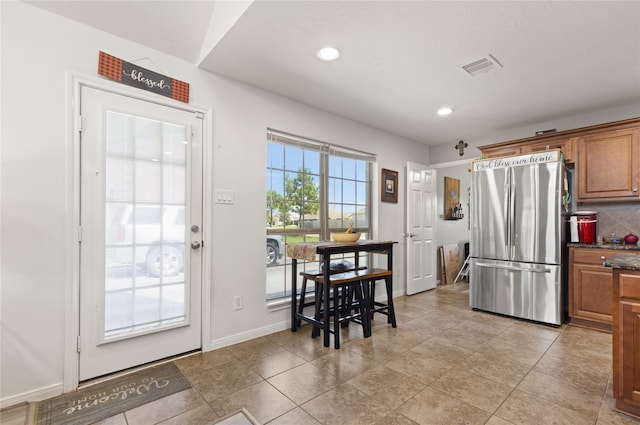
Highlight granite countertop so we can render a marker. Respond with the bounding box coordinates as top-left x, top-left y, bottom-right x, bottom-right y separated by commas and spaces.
603, 254, 640, 271
567, 242, 640, 251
